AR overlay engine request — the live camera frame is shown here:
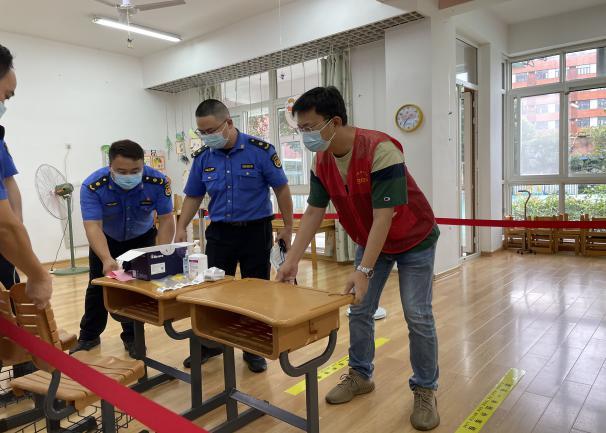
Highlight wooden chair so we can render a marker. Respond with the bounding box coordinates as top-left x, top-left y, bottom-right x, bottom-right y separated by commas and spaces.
528, 216, 557, 254
581, 214, 606, 256
503, 216, 527, 250
554, 213, 582, 255
7, 283, 145, 433
0, 284, 78, 433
